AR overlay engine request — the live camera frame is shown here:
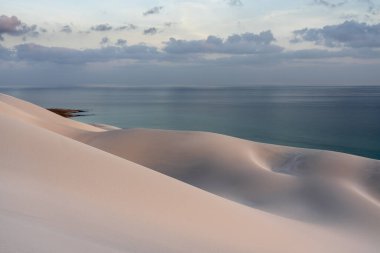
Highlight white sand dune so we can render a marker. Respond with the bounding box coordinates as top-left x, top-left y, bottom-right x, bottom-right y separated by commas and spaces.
1, 93, 379, 253
78, 129, 380, 230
